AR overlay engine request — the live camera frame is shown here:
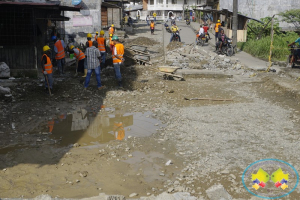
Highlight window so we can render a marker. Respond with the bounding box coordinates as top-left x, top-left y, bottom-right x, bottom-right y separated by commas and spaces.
150, 0, 154, 5
158, 0, 163, 4
184, 0, 188, 4
172, 0, 177, 4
